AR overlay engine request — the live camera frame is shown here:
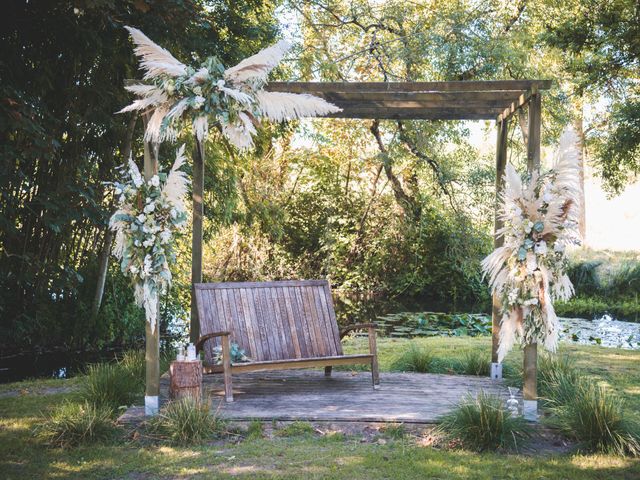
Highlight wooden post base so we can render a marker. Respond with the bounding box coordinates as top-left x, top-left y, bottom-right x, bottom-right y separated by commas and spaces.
169, 360, 203, 401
